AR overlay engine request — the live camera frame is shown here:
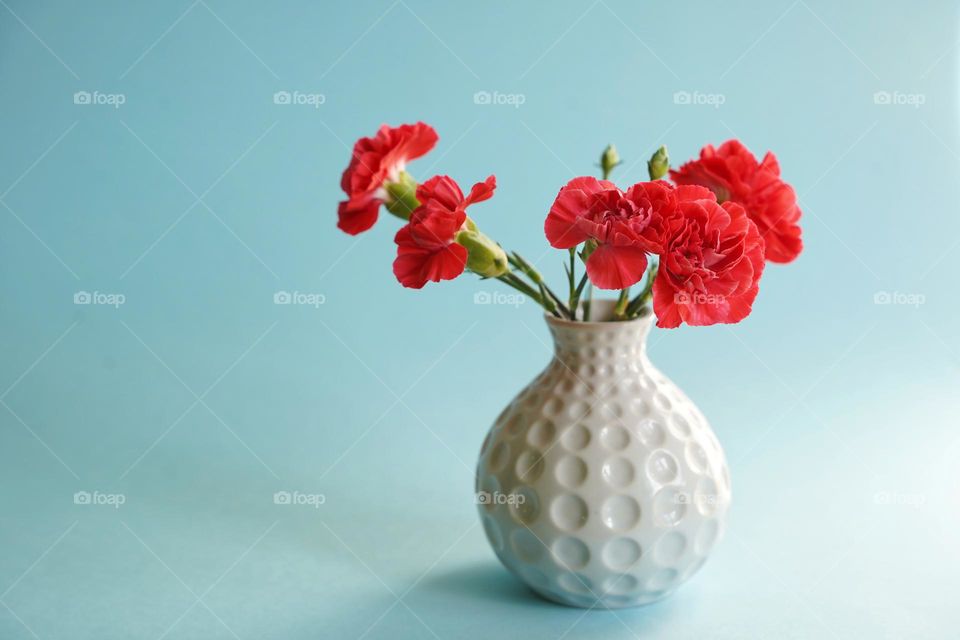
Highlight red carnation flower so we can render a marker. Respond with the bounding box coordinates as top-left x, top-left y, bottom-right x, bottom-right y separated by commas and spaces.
670, 140, 802, 263
652, 194, 765, 328
545, 177, 686, 290
338, 122, 438, 235
393, 175, 496, 289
